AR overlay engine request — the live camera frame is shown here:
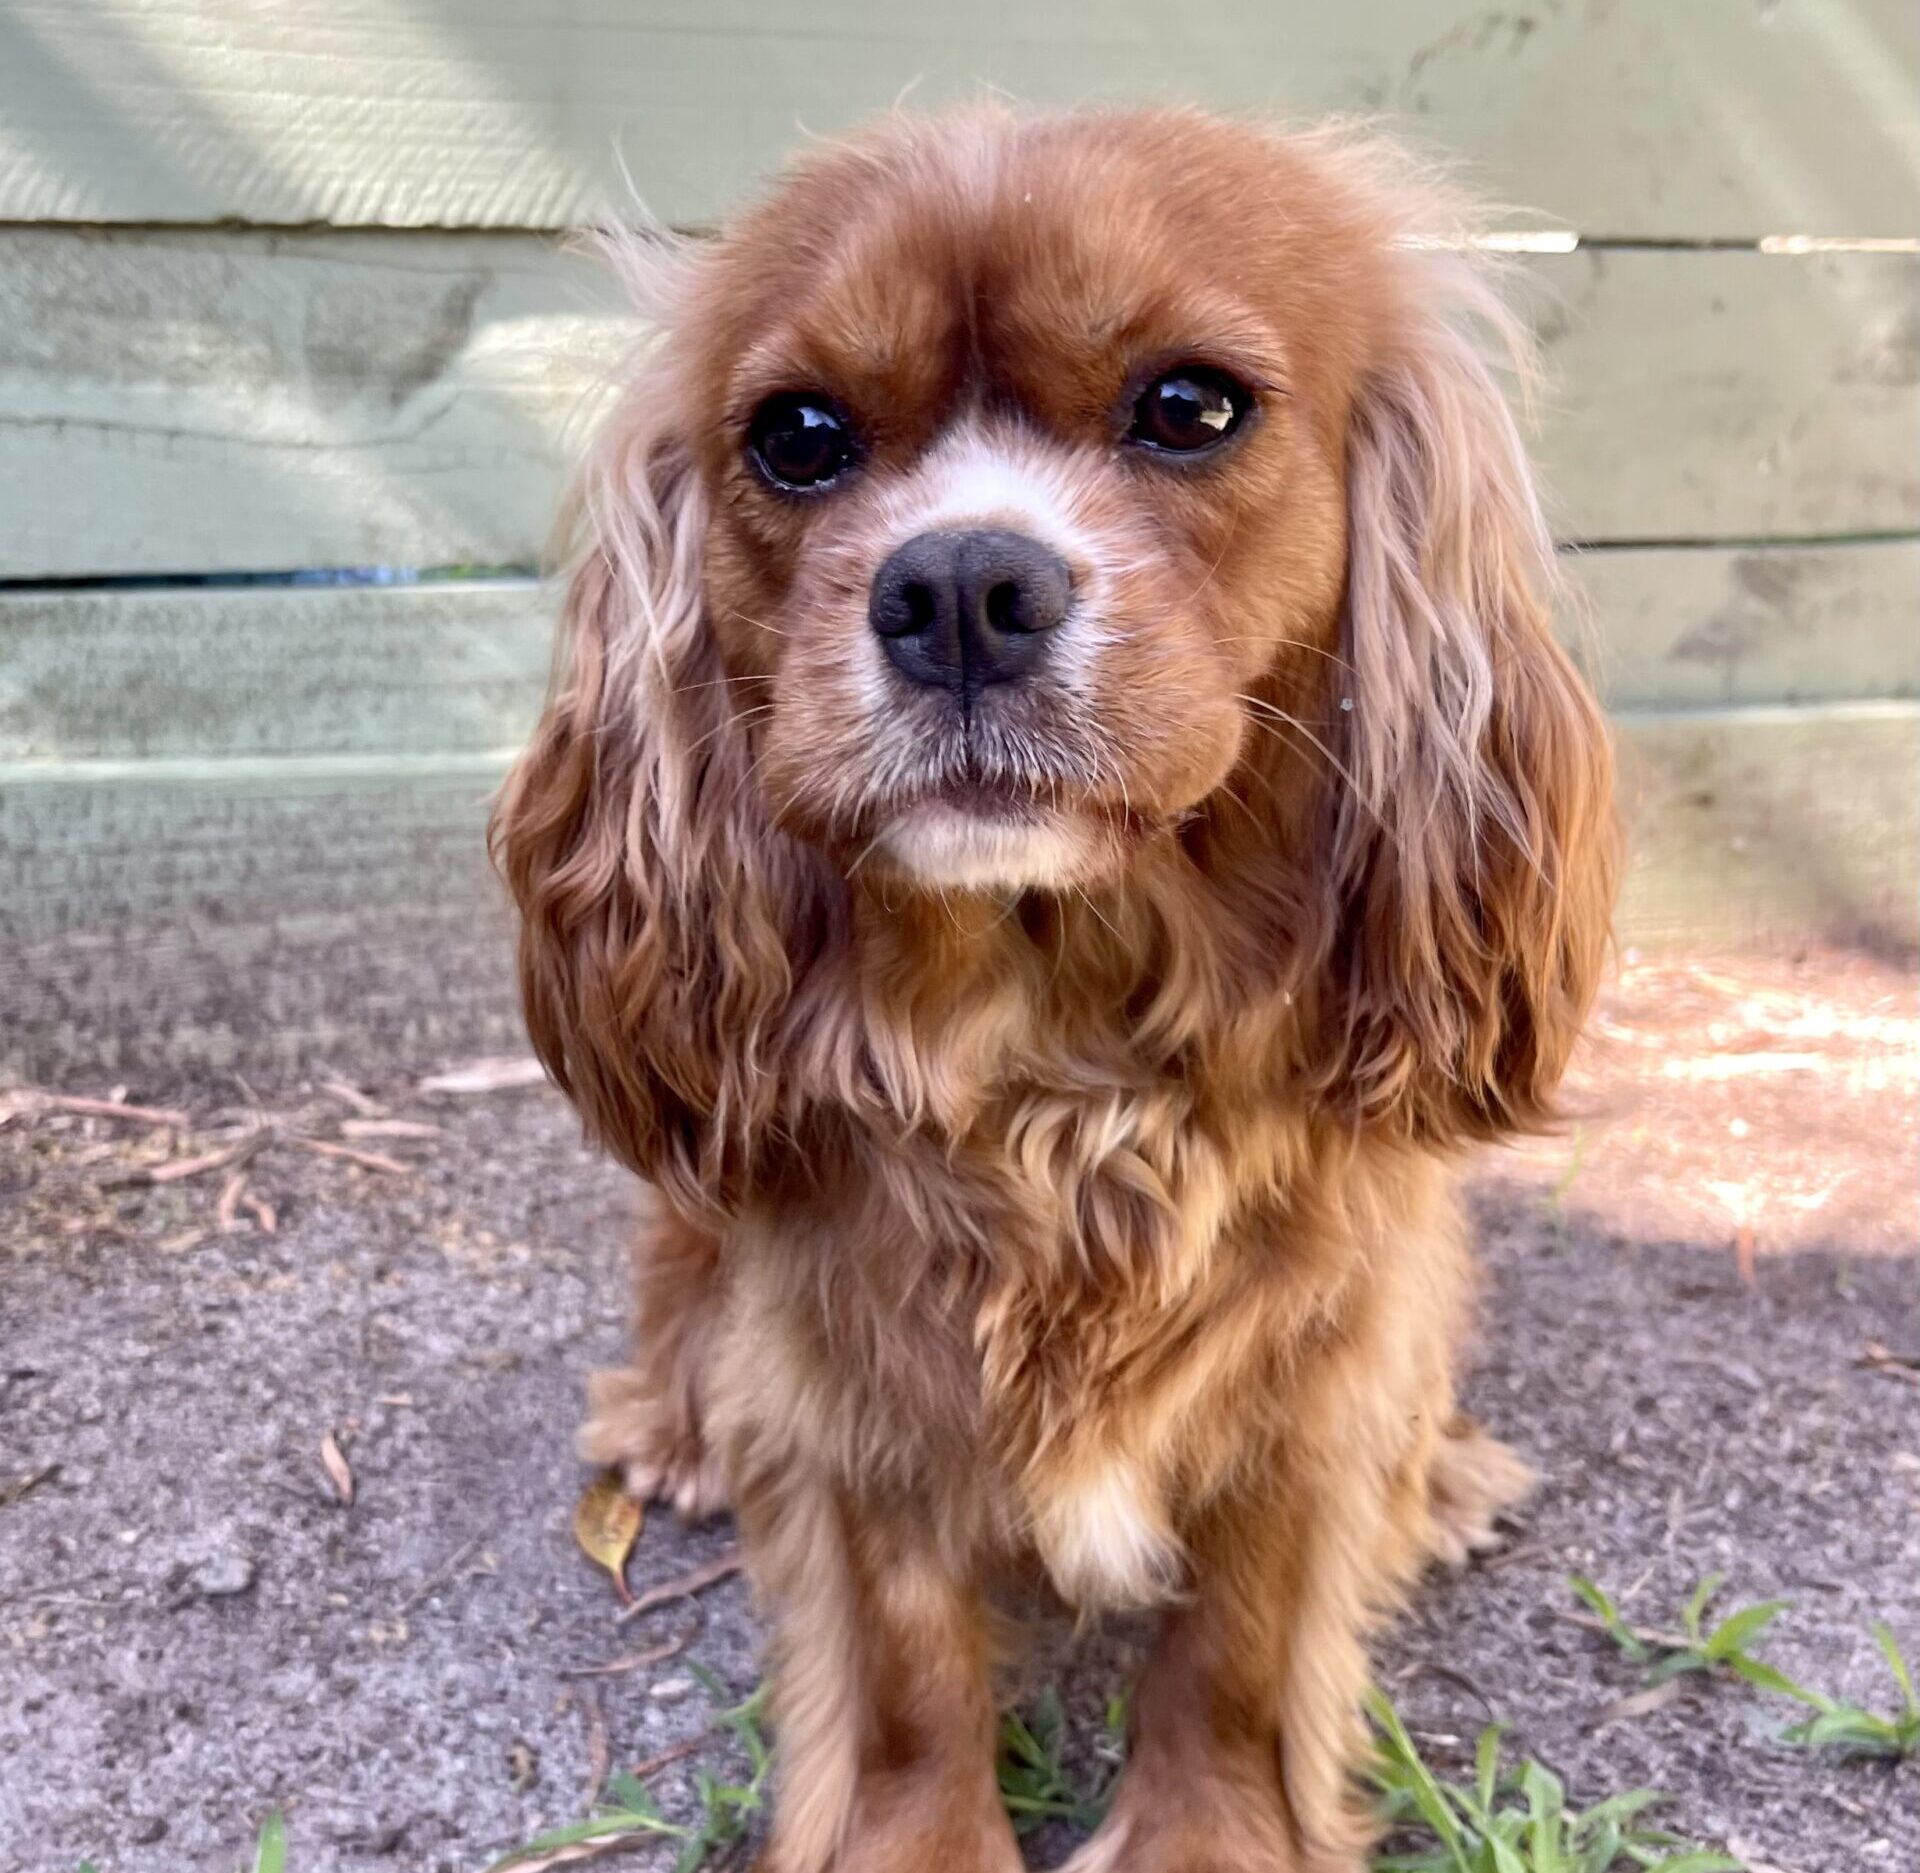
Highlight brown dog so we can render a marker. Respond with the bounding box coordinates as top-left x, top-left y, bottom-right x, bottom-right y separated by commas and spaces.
493, 107, 1617, 1873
